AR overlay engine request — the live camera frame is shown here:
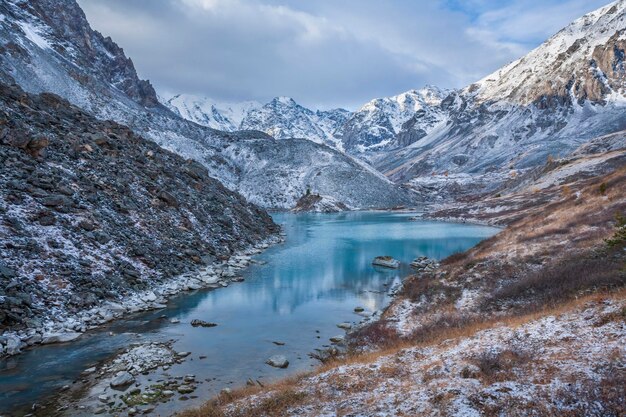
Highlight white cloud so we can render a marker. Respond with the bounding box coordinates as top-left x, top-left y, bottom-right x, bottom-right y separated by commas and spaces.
76, 0, 611, 109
